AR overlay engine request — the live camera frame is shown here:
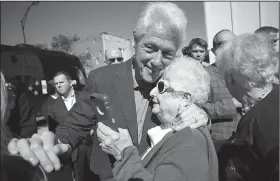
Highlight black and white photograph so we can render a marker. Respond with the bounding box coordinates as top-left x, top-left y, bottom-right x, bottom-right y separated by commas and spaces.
1, 1, 279, 181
